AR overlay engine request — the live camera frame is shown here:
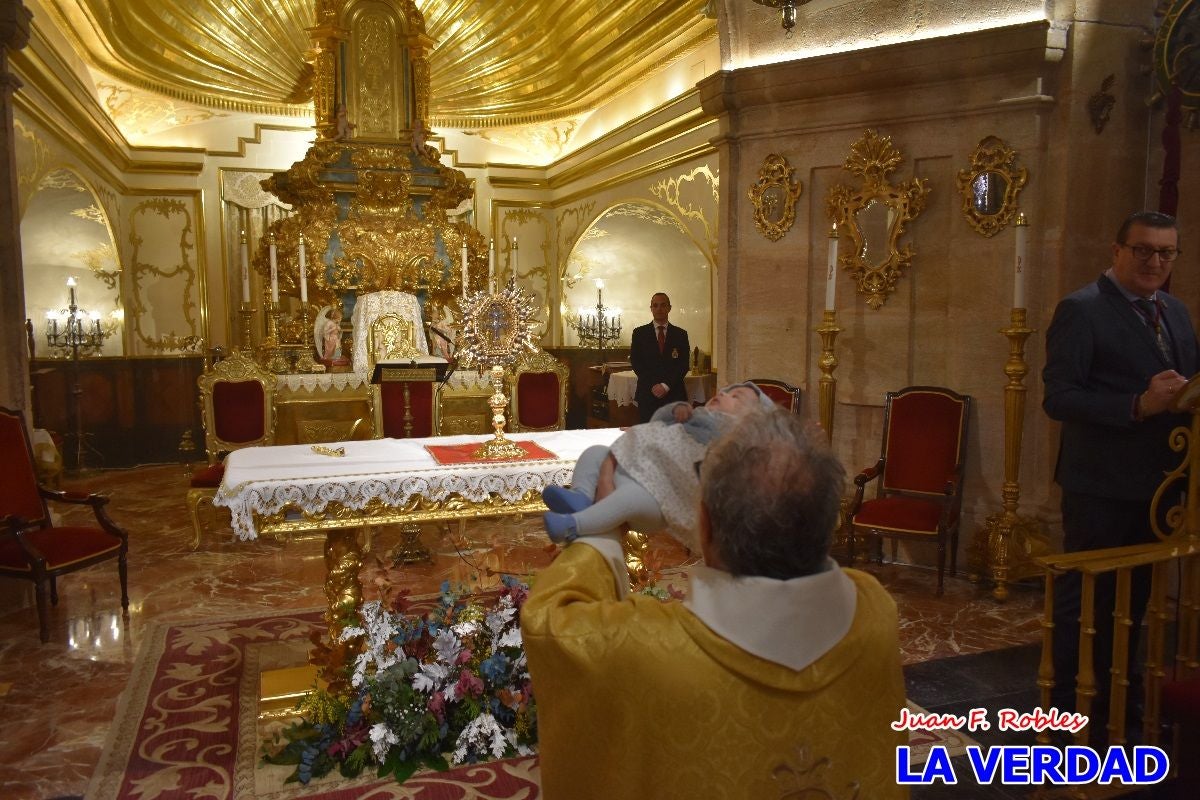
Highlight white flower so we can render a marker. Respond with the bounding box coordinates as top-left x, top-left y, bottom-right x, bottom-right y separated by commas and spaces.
412, 661, 450, 694
369, 721, 399, 762
342, 601, 406, 687
497, 628, 522, 649
432, 628, 462, 666
450, 712, 511, 765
